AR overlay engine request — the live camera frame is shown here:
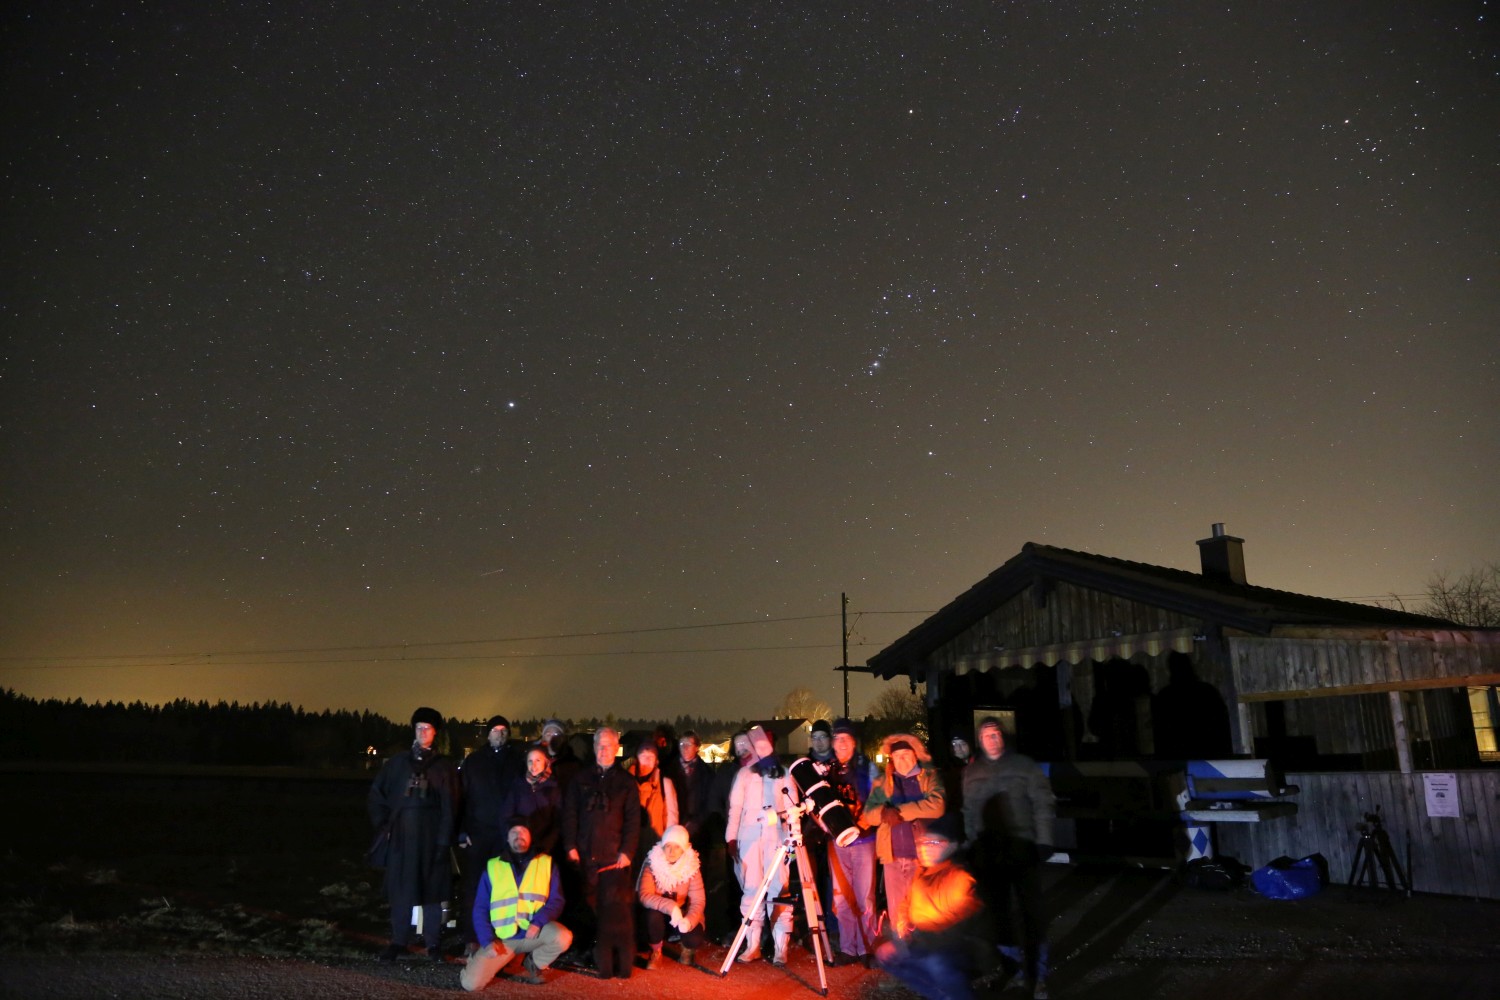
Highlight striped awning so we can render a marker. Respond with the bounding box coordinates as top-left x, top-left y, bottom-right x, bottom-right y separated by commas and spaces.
951, 626, 1200, 676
